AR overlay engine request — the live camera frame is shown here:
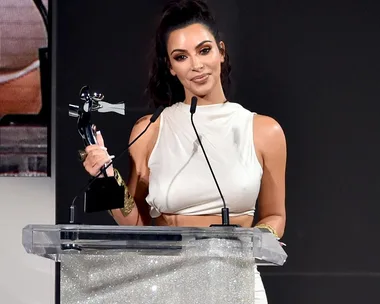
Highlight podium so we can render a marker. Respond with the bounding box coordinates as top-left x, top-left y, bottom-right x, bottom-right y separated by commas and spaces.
22, 224, 287, 304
